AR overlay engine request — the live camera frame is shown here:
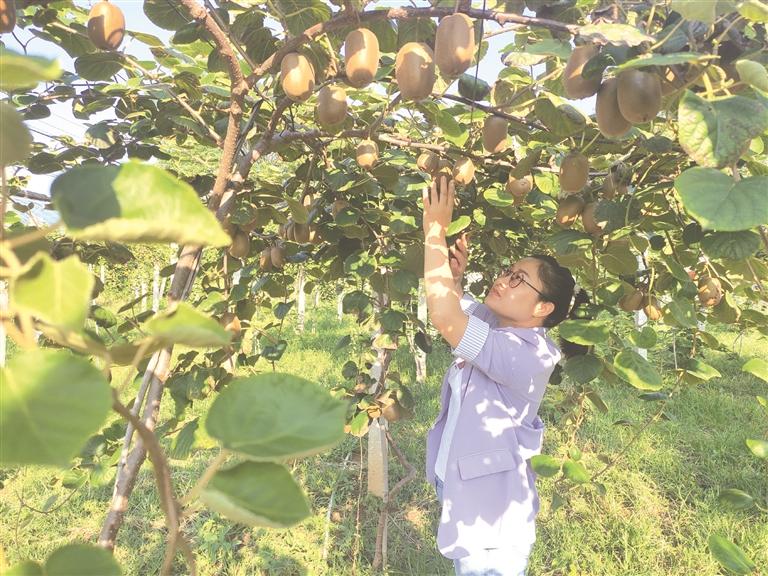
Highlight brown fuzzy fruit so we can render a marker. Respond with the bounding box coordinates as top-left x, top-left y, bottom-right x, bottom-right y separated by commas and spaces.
643, 296, 663, 321
506, 174, 533, 197
581, 202, 605, 236
356, 139, 379, 170
698, 277, 723, 307
555, 196, 585, 227
221, 312, 242, 337
417, 151, 440, 174
619, 289, 645, 312
395, 42, 436, 101
563, 44, 601, 99
602, 172, 627, 200
270, 246, 285, 269
482, 116, 509, 154
596, 77, 631, 139
453, 157, 475, 185
281, 52, 315, 102
435, 13, 475, 78
87, 1, 125, 51
331, 199, 349, 218
344, 28, 380, 88
228, 232, 250, 259
617, 69, 662, 125
435, 159, 453, 179
317, 85, 347, 127
559, 152, 589, 194
293, 222, 311, 243
259, 248, 273, 271
0, 0, 17, 34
